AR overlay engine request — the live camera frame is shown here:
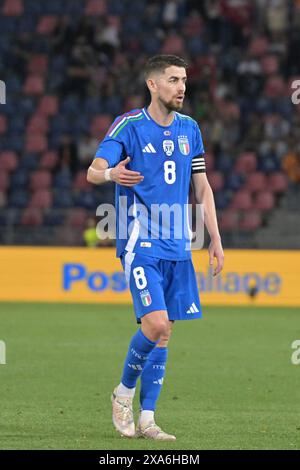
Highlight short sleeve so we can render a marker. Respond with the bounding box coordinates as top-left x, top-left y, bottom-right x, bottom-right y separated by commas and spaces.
94, 114, 131, 167
191, 123, 206, 174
